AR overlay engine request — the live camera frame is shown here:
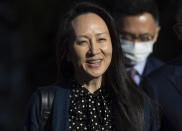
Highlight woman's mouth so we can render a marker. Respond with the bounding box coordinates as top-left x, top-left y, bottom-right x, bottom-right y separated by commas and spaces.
86, 59, 102, 67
